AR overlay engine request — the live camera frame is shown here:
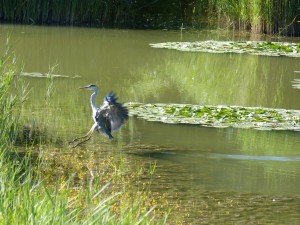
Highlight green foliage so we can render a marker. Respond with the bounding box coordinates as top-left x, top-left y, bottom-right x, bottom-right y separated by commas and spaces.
0, 43, 19, 147
127, 102, 300, 131
0, 155, 168, 224
0, 0, 299, 34
198, 0, 300, 35
179, 106, 193, 117
45, 65, 57, 105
